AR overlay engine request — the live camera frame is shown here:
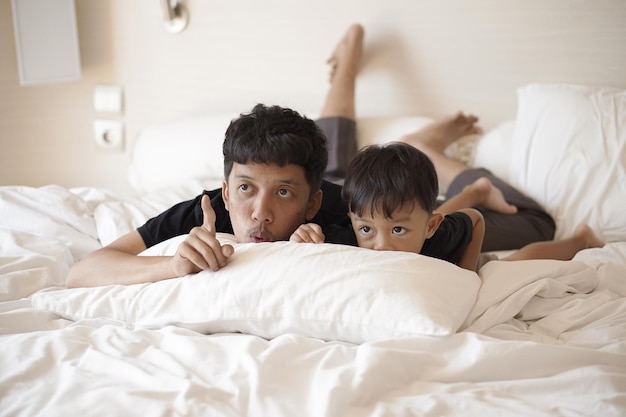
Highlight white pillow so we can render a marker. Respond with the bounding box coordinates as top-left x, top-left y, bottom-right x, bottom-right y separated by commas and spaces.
128, 114, 437, 193
510, 84, 626, 242
471, 120, 516, 183
128, 114, 236, 193
32, 234, 480, 344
